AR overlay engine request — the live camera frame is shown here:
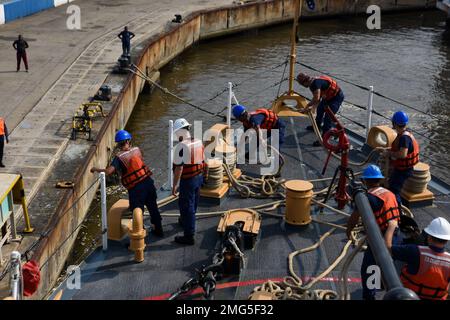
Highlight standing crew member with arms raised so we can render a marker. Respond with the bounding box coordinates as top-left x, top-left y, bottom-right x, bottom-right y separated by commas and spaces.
0, 116, 9, 168
91, 130, 163, 237
346, 164, 401, 300
378, 111, 419, 209
172, 119, 206, 245
387, 217, 450, 300
296, 72, 344, 146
